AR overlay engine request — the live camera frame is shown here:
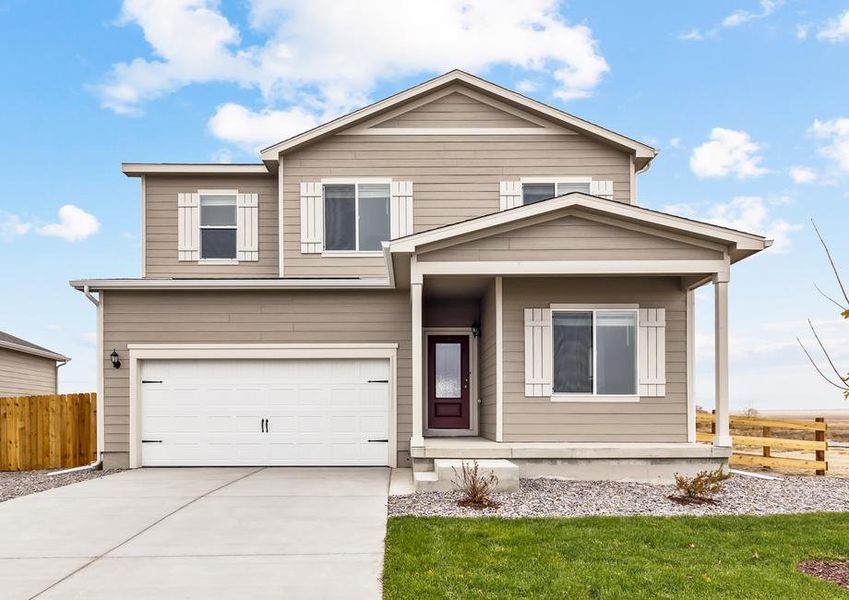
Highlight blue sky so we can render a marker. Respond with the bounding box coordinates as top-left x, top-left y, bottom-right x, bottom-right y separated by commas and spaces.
0, 1, 847, 409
